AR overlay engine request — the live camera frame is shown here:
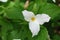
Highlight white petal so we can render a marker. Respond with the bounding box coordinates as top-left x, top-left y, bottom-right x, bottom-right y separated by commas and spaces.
53, 0, 56, 3
0, 0, 7, 2
22, 10, 35, 21
36, 14, 51, 25
29, 20, 40, 37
